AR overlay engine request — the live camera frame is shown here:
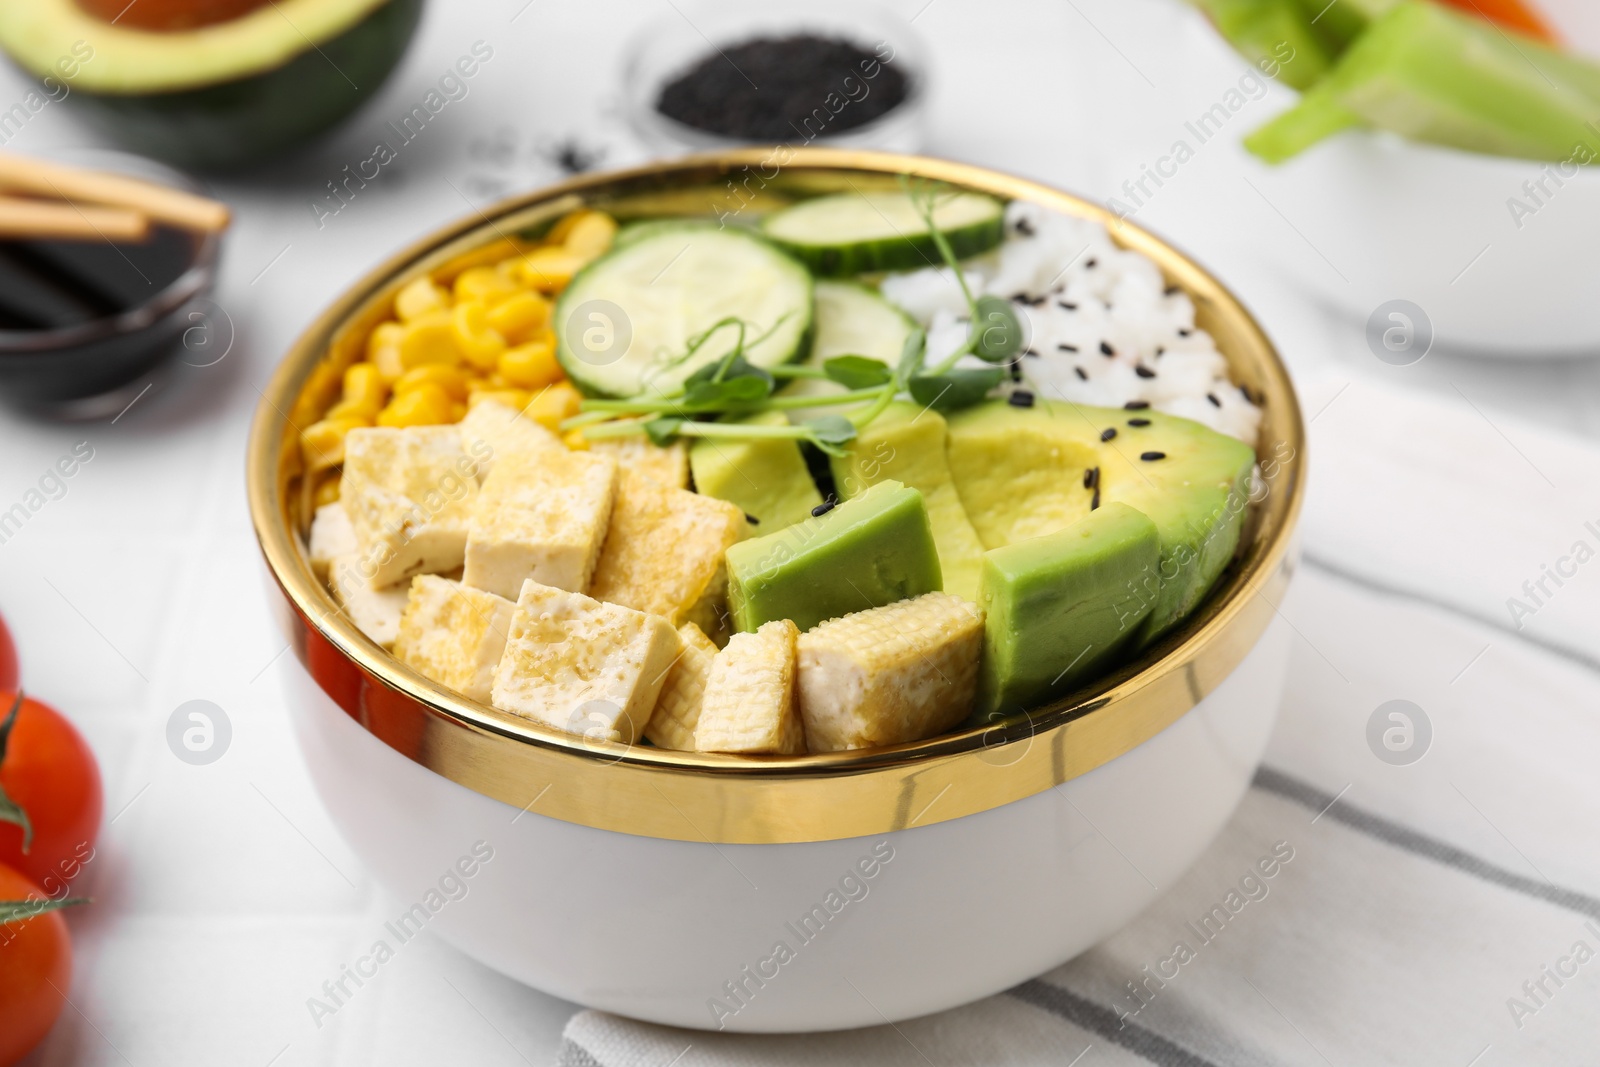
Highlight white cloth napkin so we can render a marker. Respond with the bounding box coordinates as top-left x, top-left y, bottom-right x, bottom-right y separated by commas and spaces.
552, 373, 1600, 1066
